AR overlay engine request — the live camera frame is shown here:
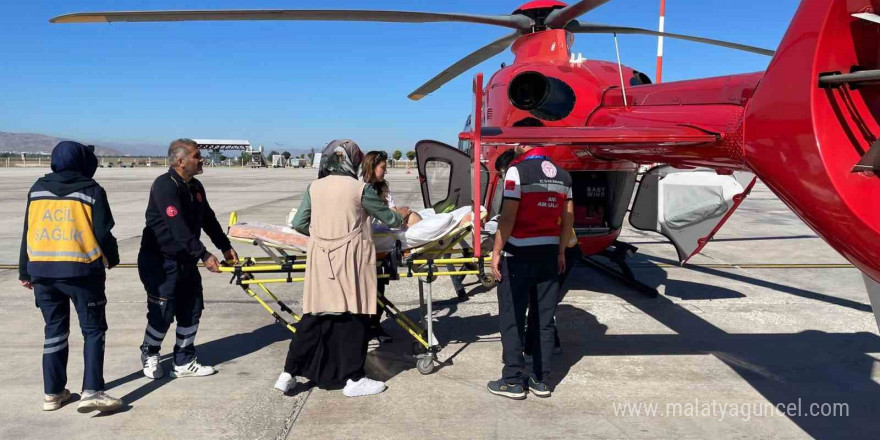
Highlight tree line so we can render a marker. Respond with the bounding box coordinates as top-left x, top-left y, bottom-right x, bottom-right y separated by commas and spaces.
258, 149, 417, 164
